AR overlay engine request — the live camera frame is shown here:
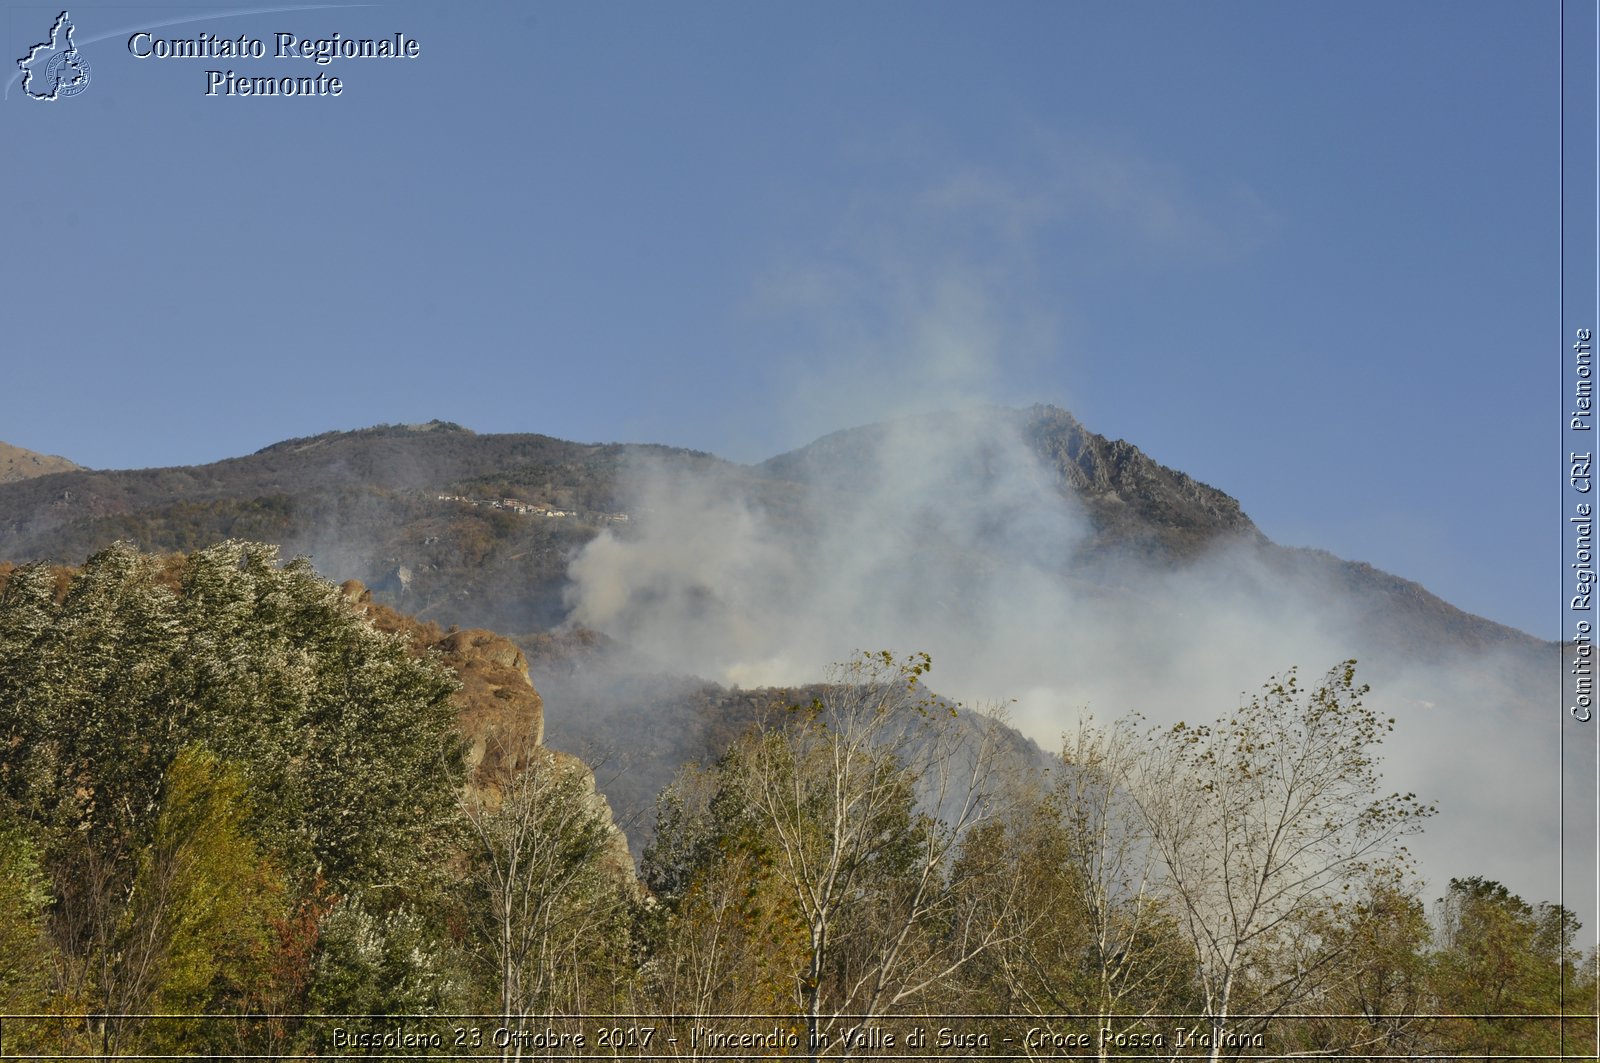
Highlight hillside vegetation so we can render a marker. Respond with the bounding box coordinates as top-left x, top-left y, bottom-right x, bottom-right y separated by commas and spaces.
0, 543, 1587, 1059
0, 407, 1576, 1059
0, 542, 630, 1056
